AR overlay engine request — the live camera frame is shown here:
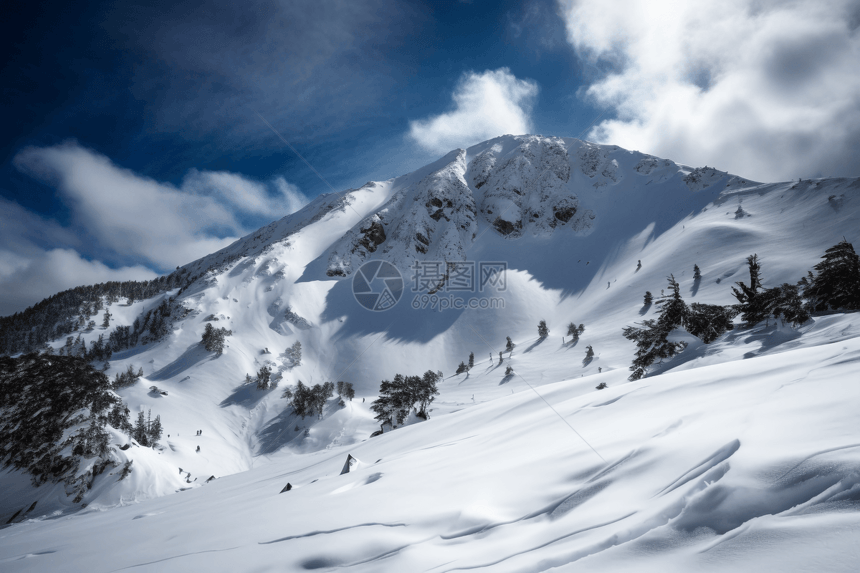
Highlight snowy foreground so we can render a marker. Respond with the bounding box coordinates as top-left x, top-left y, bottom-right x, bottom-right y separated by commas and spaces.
1, 135, 859, 570
2, 315, 859, 571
